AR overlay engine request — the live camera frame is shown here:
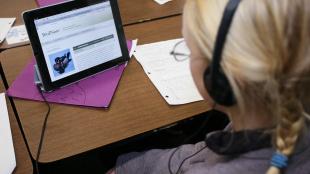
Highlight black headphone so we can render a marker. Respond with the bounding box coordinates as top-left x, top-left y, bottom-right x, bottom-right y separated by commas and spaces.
204, 0, 241, 106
